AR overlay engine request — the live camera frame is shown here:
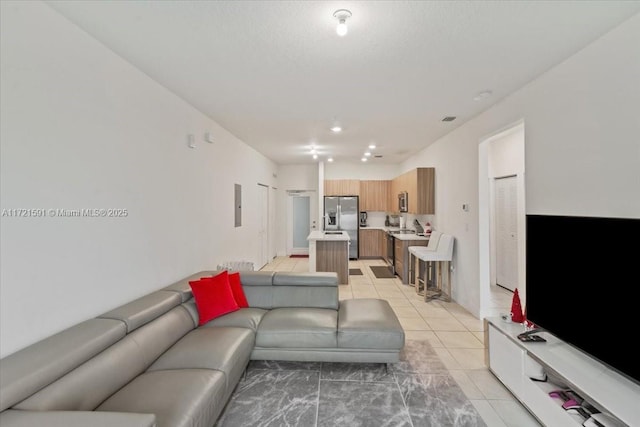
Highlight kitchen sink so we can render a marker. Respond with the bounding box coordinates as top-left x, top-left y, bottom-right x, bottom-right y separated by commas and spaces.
389, 229, 415, 234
